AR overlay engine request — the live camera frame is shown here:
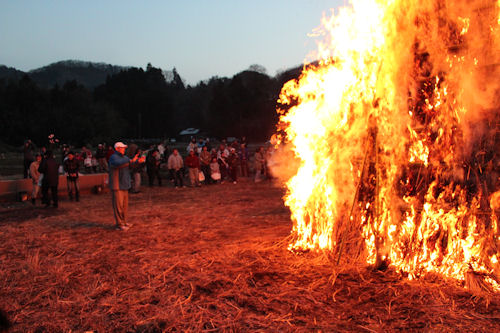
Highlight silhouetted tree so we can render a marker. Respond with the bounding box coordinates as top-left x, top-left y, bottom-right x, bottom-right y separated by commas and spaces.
0, 62, 303, 147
